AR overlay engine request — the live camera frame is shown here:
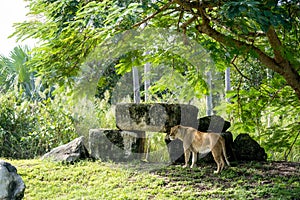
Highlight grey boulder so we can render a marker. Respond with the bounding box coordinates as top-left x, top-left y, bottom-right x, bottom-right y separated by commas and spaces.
233, 133, 267, 161
0, 161, 25, 200
42, 136, 89, 163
